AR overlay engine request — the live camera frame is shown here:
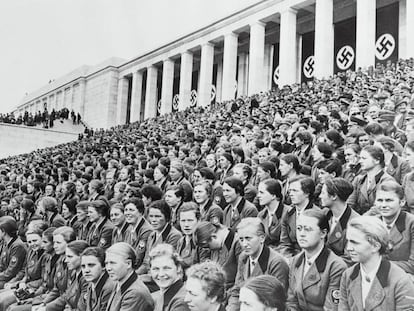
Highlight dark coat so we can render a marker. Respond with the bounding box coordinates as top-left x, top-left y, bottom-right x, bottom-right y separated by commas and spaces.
125, 217, 153, 267
86, 218, 115, 249
151, 279, 190, 311
257, 201, 285, 248
85, 271, 115, 311
223, 198, 258, 230
0, 237, 27, 286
